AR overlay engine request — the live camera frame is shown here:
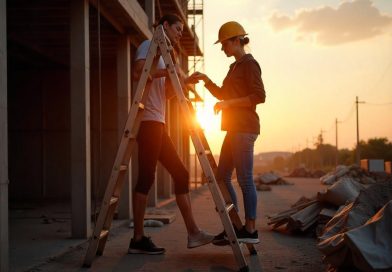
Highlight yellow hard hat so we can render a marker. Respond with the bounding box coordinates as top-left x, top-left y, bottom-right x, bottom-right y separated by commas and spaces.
214, 21, 247, 44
